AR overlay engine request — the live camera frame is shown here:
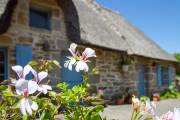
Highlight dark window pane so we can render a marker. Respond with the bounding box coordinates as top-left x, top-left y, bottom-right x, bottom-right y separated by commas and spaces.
0, 75, 4, 82
29, 8, 50, 30
0, 51, 4, 61
0, 63, 4, 73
